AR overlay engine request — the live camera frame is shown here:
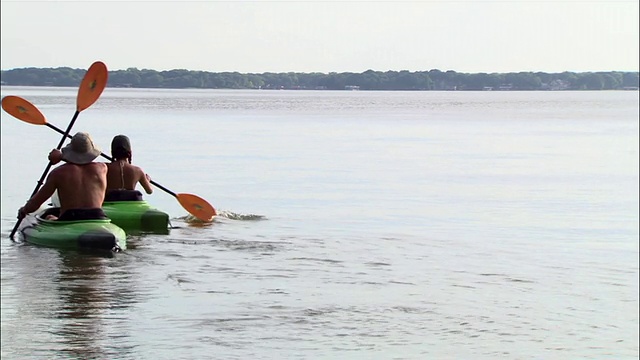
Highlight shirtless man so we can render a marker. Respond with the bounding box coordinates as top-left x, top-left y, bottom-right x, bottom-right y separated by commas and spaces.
18, 132, 108, 221
105, 135, 153, 201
